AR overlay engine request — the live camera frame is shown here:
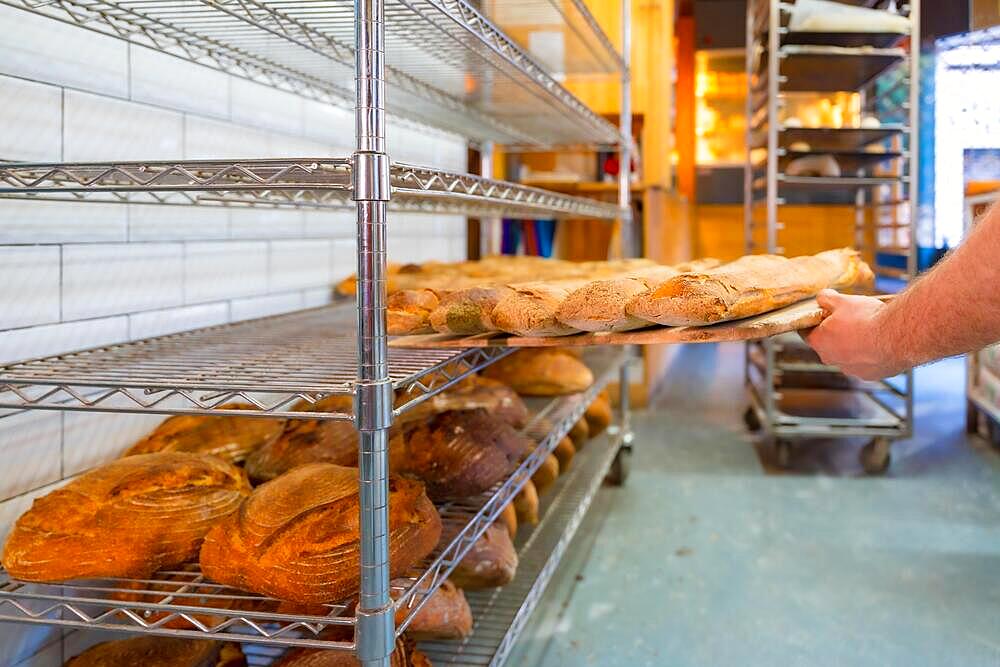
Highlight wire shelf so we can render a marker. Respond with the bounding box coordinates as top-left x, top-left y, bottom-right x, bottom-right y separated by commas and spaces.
1, 0, 622, 146
0, 349, 626, 652
420, 412, 624, 666
0, 303, 514, 419
0, 158, 624, 220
